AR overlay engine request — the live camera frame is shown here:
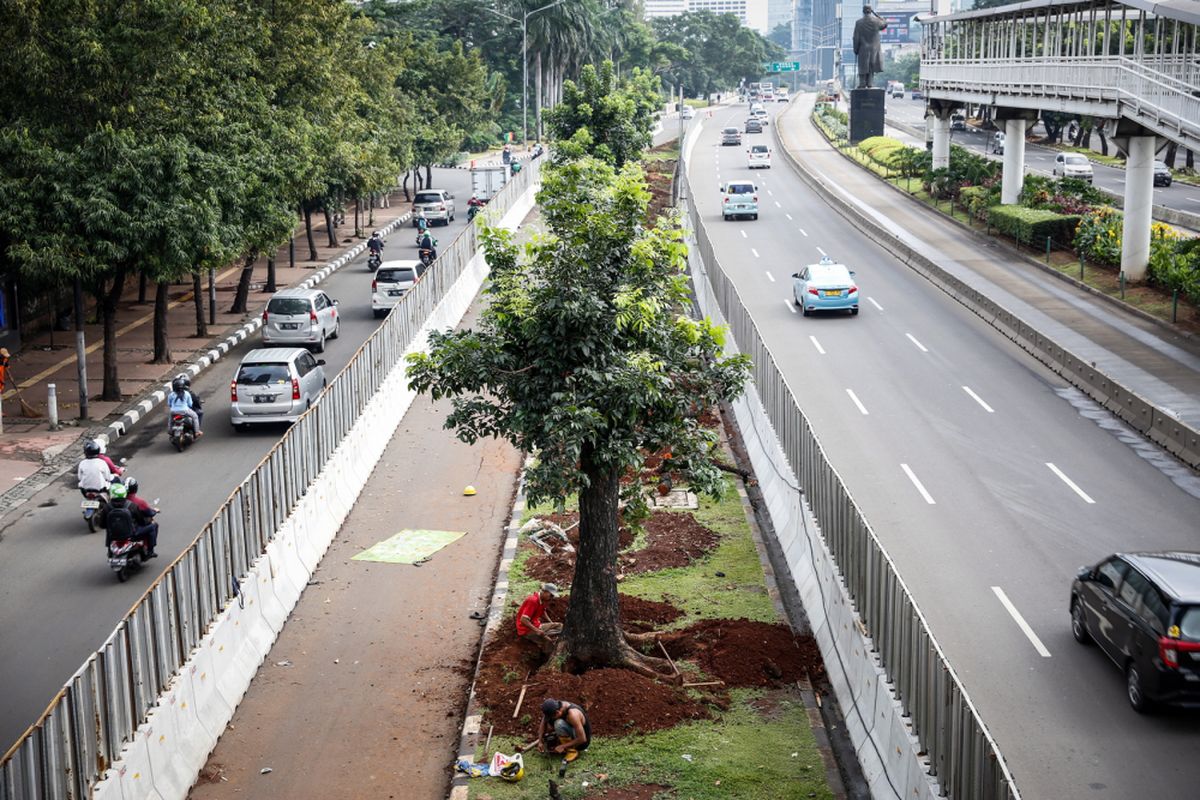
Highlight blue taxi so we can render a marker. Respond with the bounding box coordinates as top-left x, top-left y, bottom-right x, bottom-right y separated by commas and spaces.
791, 257, 859, 316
